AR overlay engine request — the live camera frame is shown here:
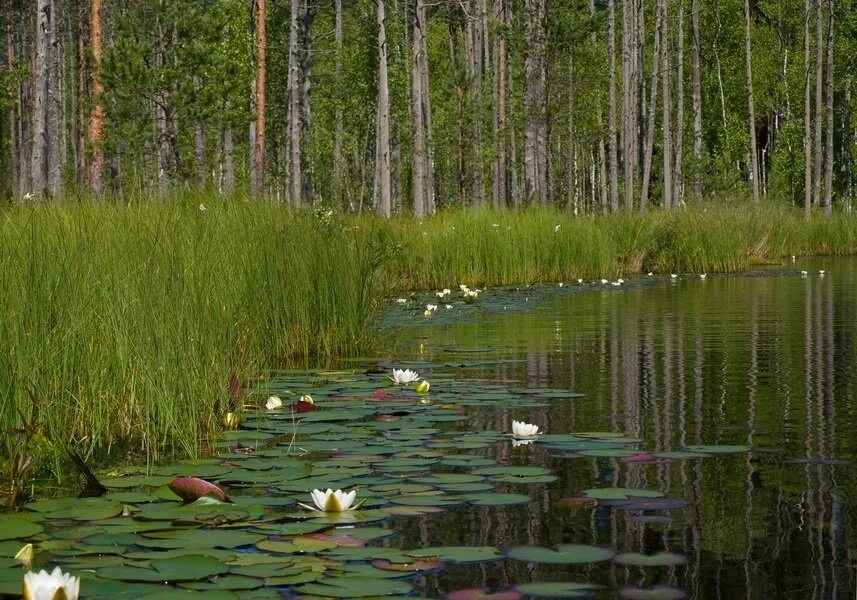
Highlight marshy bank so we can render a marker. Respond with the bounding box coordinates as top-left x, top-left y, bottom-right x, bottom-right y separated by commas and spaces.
1, 199, 855, 489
